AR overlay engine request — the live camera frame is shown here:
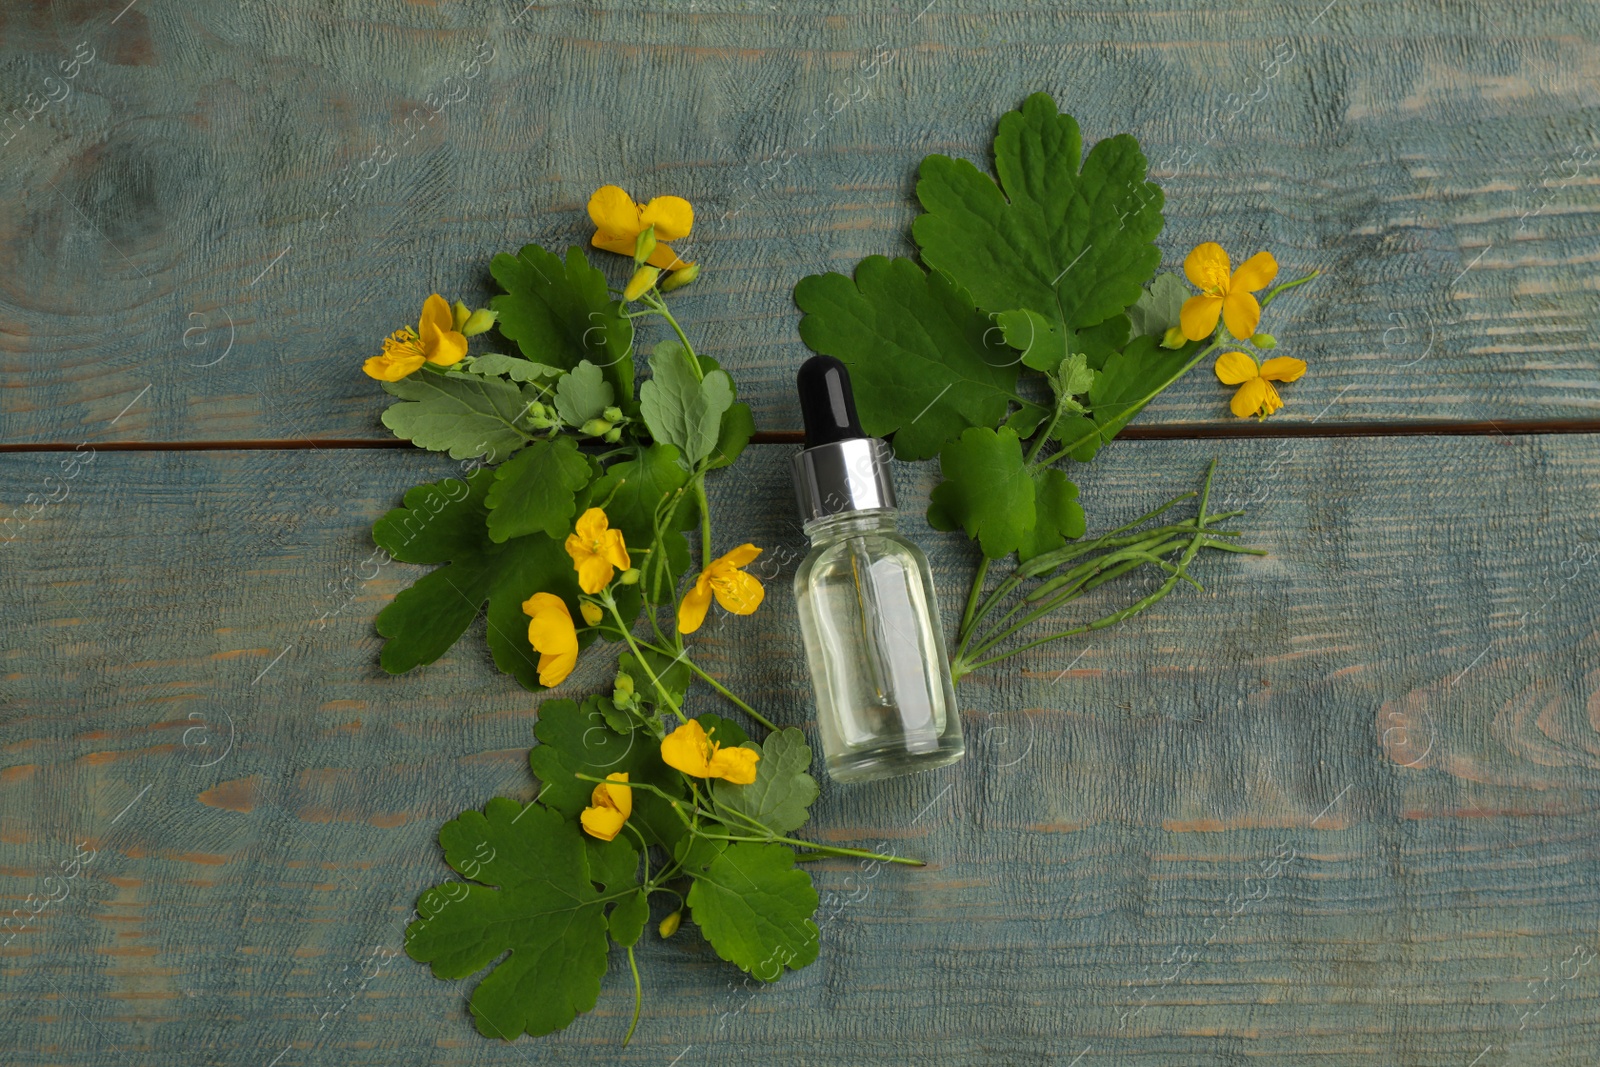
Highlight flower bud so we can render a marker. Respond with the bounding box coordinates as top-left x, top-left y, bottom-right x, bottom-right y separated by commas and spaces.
624, 265, 660, 301
659, 262, 700, 292
451, 300, 471, 332
603, 427, 622, 444
614, 672, 635, 698
658, 911, 681, 939
602, 406, 624, 423
1251, 332, 1277, 349
580, 418, 614, 437
619, 568, 641, 586
1160, 325, 1188, 350
462, 308, 499, 337
580, 601, 604, 626
633, 225, 657, 266
525, 401, 547, 420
